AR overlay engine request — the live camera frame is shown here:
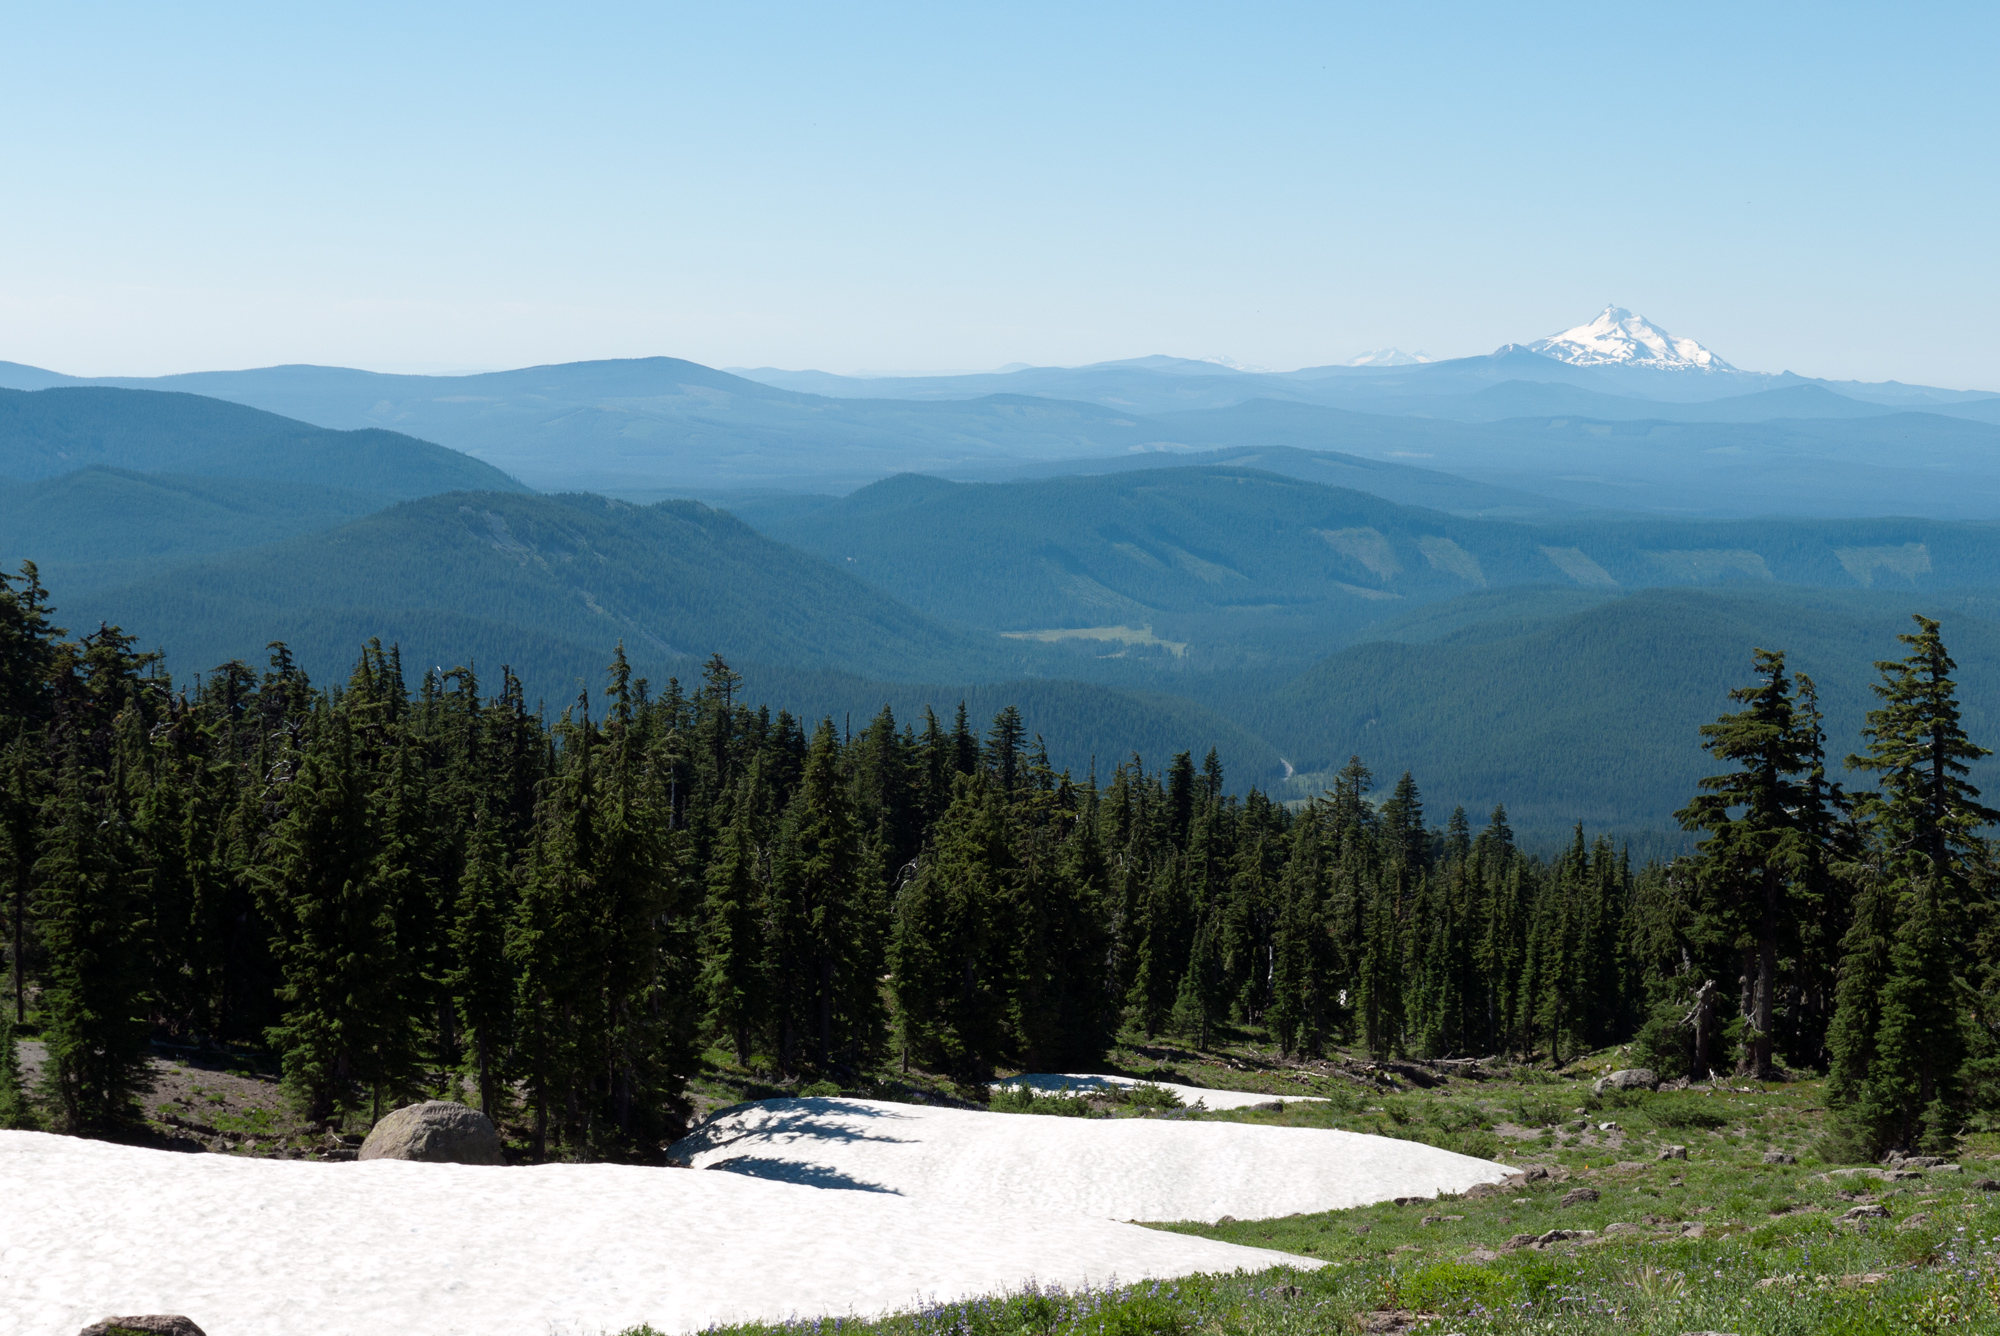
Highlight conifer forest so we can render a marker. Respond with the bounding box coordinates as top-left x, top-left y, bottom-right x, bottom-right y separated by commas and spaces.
2, 559, 1996, 1166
